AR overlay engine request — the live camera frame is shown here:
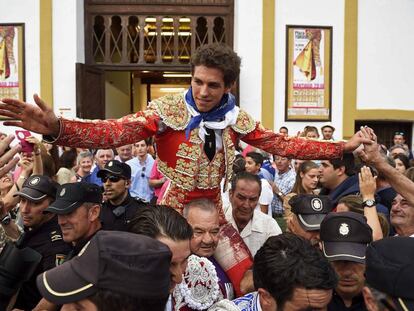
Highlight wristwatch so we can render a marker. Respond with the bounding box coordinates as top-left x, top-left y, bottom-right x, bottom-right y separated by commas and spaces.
362, 199, 376, 208
277, 191, 284, 198
1, 213, 11, 226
